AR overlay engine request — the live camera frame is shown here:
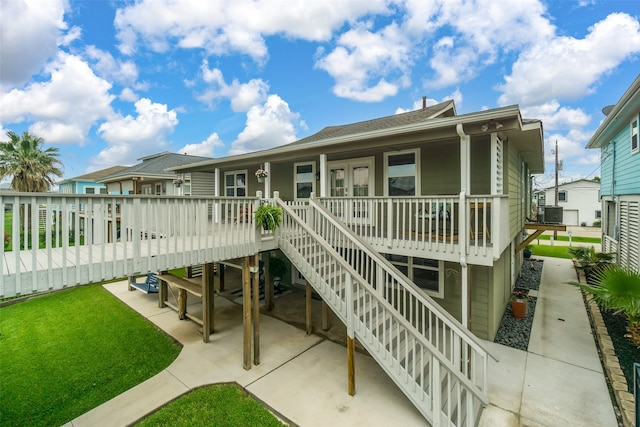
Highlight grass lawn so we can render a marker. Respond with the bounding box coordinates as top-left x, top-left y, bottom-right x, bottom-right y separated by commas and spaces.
529, 244, 573, 259
0, 284, 182, 427
534, 235, 601, 244
135, 384, 285, 427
